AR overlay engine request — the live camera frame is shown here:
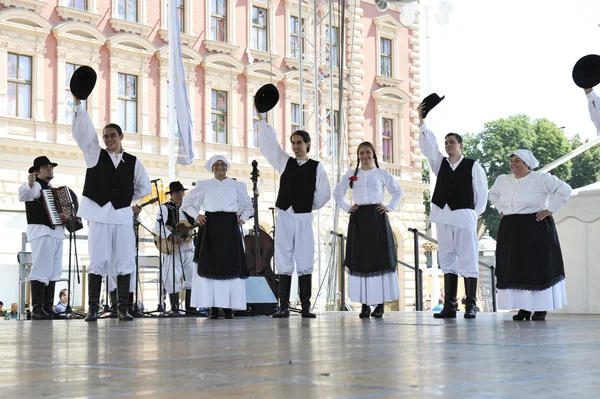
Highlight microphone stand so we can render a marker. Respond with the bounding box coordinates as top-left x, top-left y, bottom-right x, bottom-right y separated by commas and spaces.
132, 216, 158, 317
62, 207, 85, 319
